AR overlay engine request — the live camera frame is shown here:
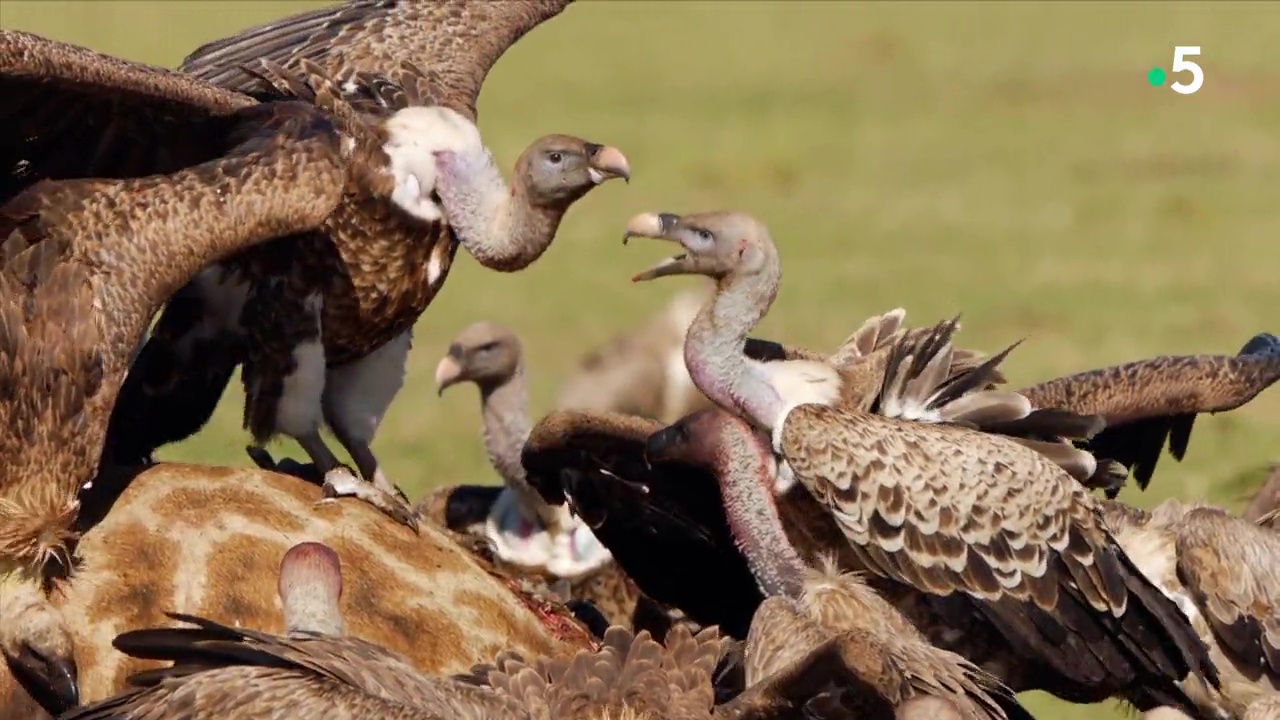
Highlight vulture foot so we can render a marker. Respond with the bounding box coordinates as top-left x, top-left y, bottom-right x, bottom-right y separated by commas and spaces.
244, 446, 325, 485
317, 466, 420, 532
